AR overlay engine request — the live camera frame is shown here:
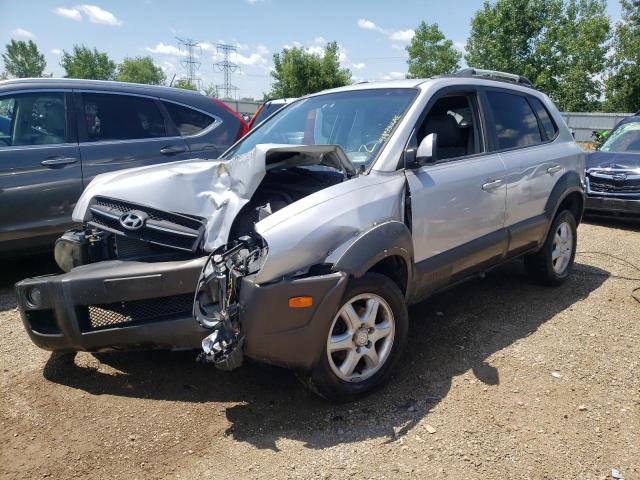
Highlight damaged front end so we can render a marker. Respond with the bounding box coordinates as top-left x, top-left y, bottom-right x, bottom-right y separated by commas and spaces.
193, 235, 266, 370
